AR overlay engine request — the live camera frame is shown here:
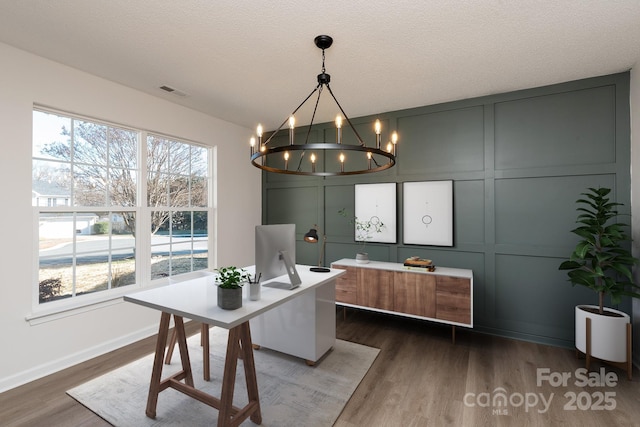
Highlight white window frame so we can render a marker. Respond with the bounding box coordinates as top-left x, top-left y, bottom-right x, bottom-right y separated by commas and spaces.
29, 107, 215, 323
